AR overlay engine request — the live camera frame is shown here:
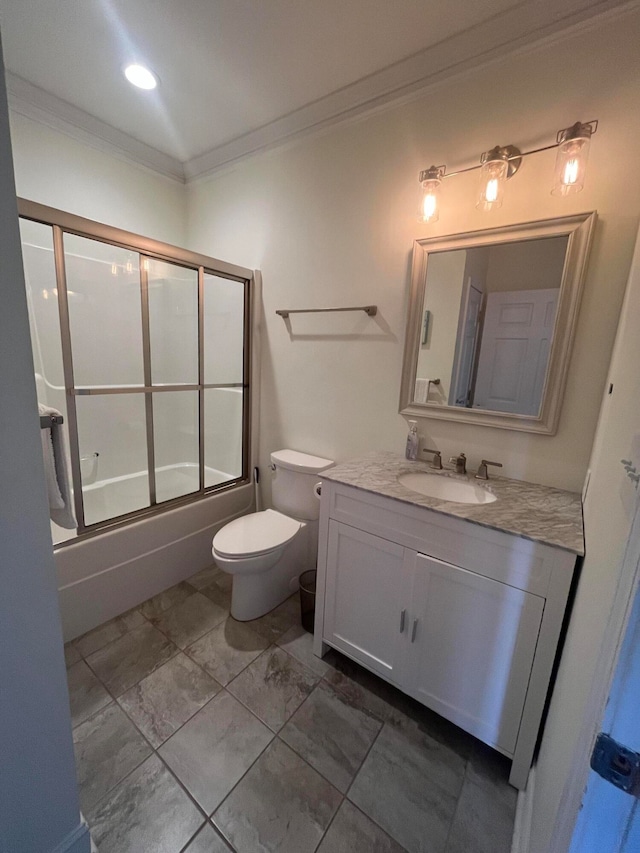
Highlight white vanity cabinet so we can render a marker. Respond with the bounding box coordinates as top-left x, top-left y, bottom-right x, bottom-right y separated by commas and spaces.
314, 480, 579, 789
